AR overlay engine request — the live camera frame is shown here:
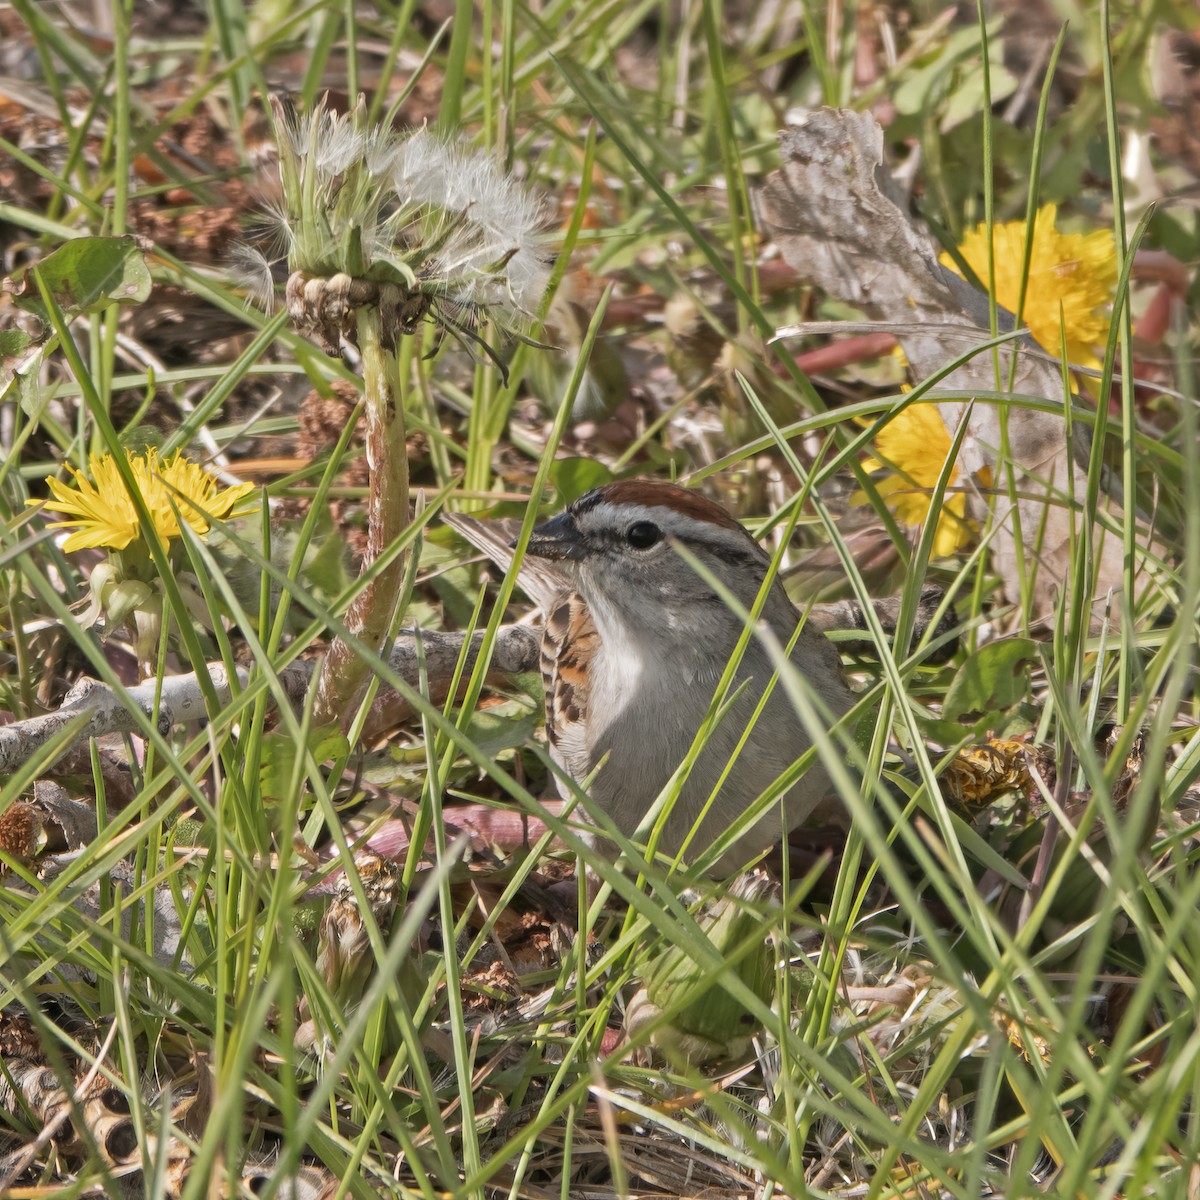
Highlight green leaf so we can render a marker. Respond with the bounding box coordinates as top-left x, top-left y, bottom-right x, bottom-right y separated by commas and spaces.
941, 59, 1016, 131
549, 457, 613, 504
629, 873, 778, 1064
891, 19, 1008, 126
365, 257, 419, 291
260, 726, 349, 802
925, 637, 1038, 741
463, 702, 539, 758
0, 330, 33, 357
944, 638, 1037, 720
299, 519, 352, 602
6, 235, 152, 322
